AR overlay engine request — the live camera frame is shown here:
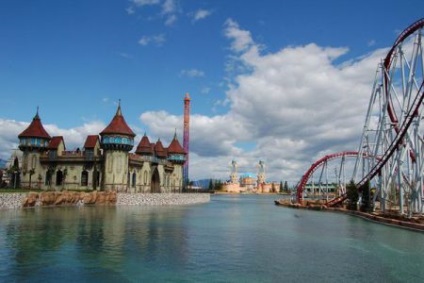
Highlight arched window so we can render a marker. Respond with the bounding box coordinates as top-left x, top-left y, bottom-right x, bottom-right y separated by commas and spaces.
45, 170, 52, 186
81, 170, 88, 186
31, 155, 37, 169
144, 171, 148, 185
92, 170, 100, 188
56, 170, 63, 186
132, 172, 136, 188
